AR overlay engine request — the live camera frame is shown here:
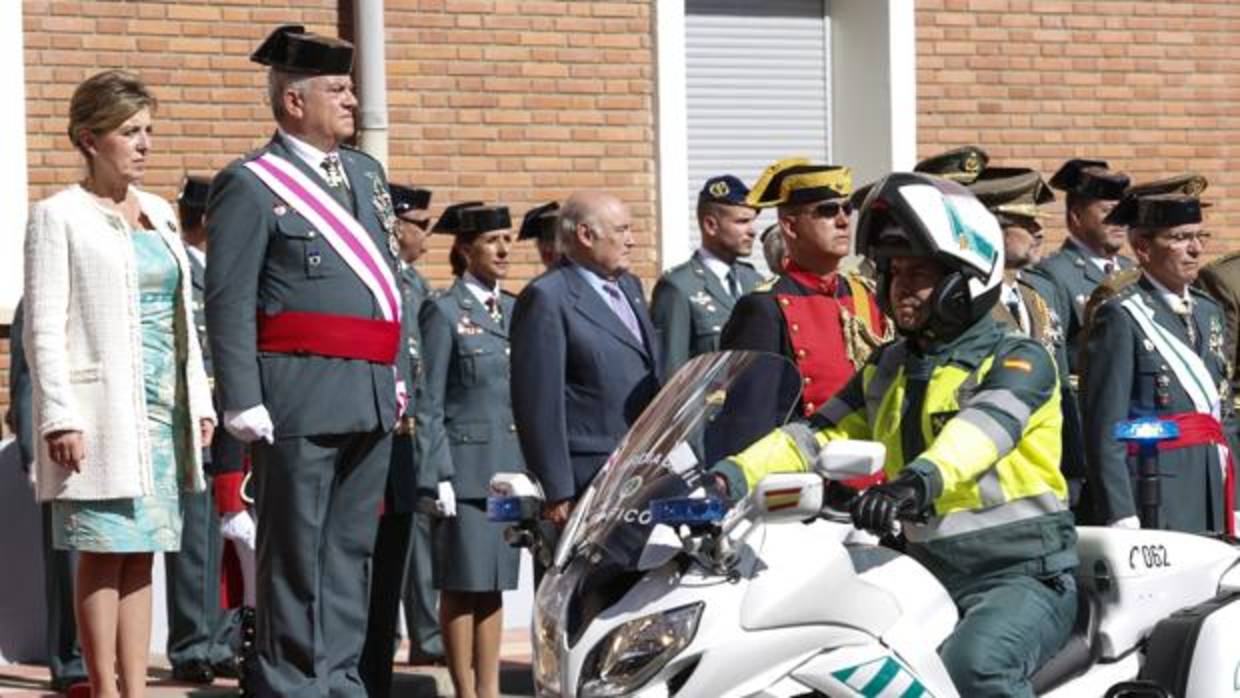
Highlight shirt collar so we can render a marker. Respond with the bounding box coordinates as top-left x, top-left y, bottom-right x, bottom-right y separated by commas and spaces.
186, 245, 206, 268
1068, 235, 1120, 272
463, 271, 499, 305
279, 129, 337, 175
696, 247, 732, 285
1144, 272, 1192, 313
